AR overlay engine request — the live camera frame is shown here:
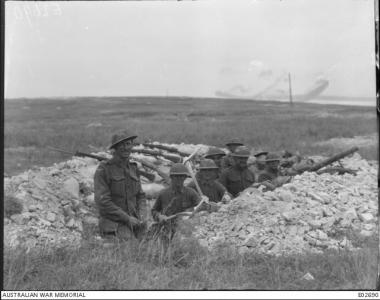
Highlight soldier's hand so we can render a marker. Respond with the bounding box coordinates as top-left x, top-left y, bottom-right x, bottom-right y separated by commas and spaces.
128, 216, 141, 227
158, 214, 169, 223
201, 195, 209, 203
221, 193, 232, 204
